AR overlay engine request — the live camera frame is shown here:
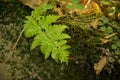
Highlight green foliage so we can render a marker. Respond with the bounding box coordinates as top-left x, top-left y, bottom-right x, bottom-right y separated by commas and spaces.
98, 16, 120, 63
24, 4, 71, 63
66, 0, 84, 10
